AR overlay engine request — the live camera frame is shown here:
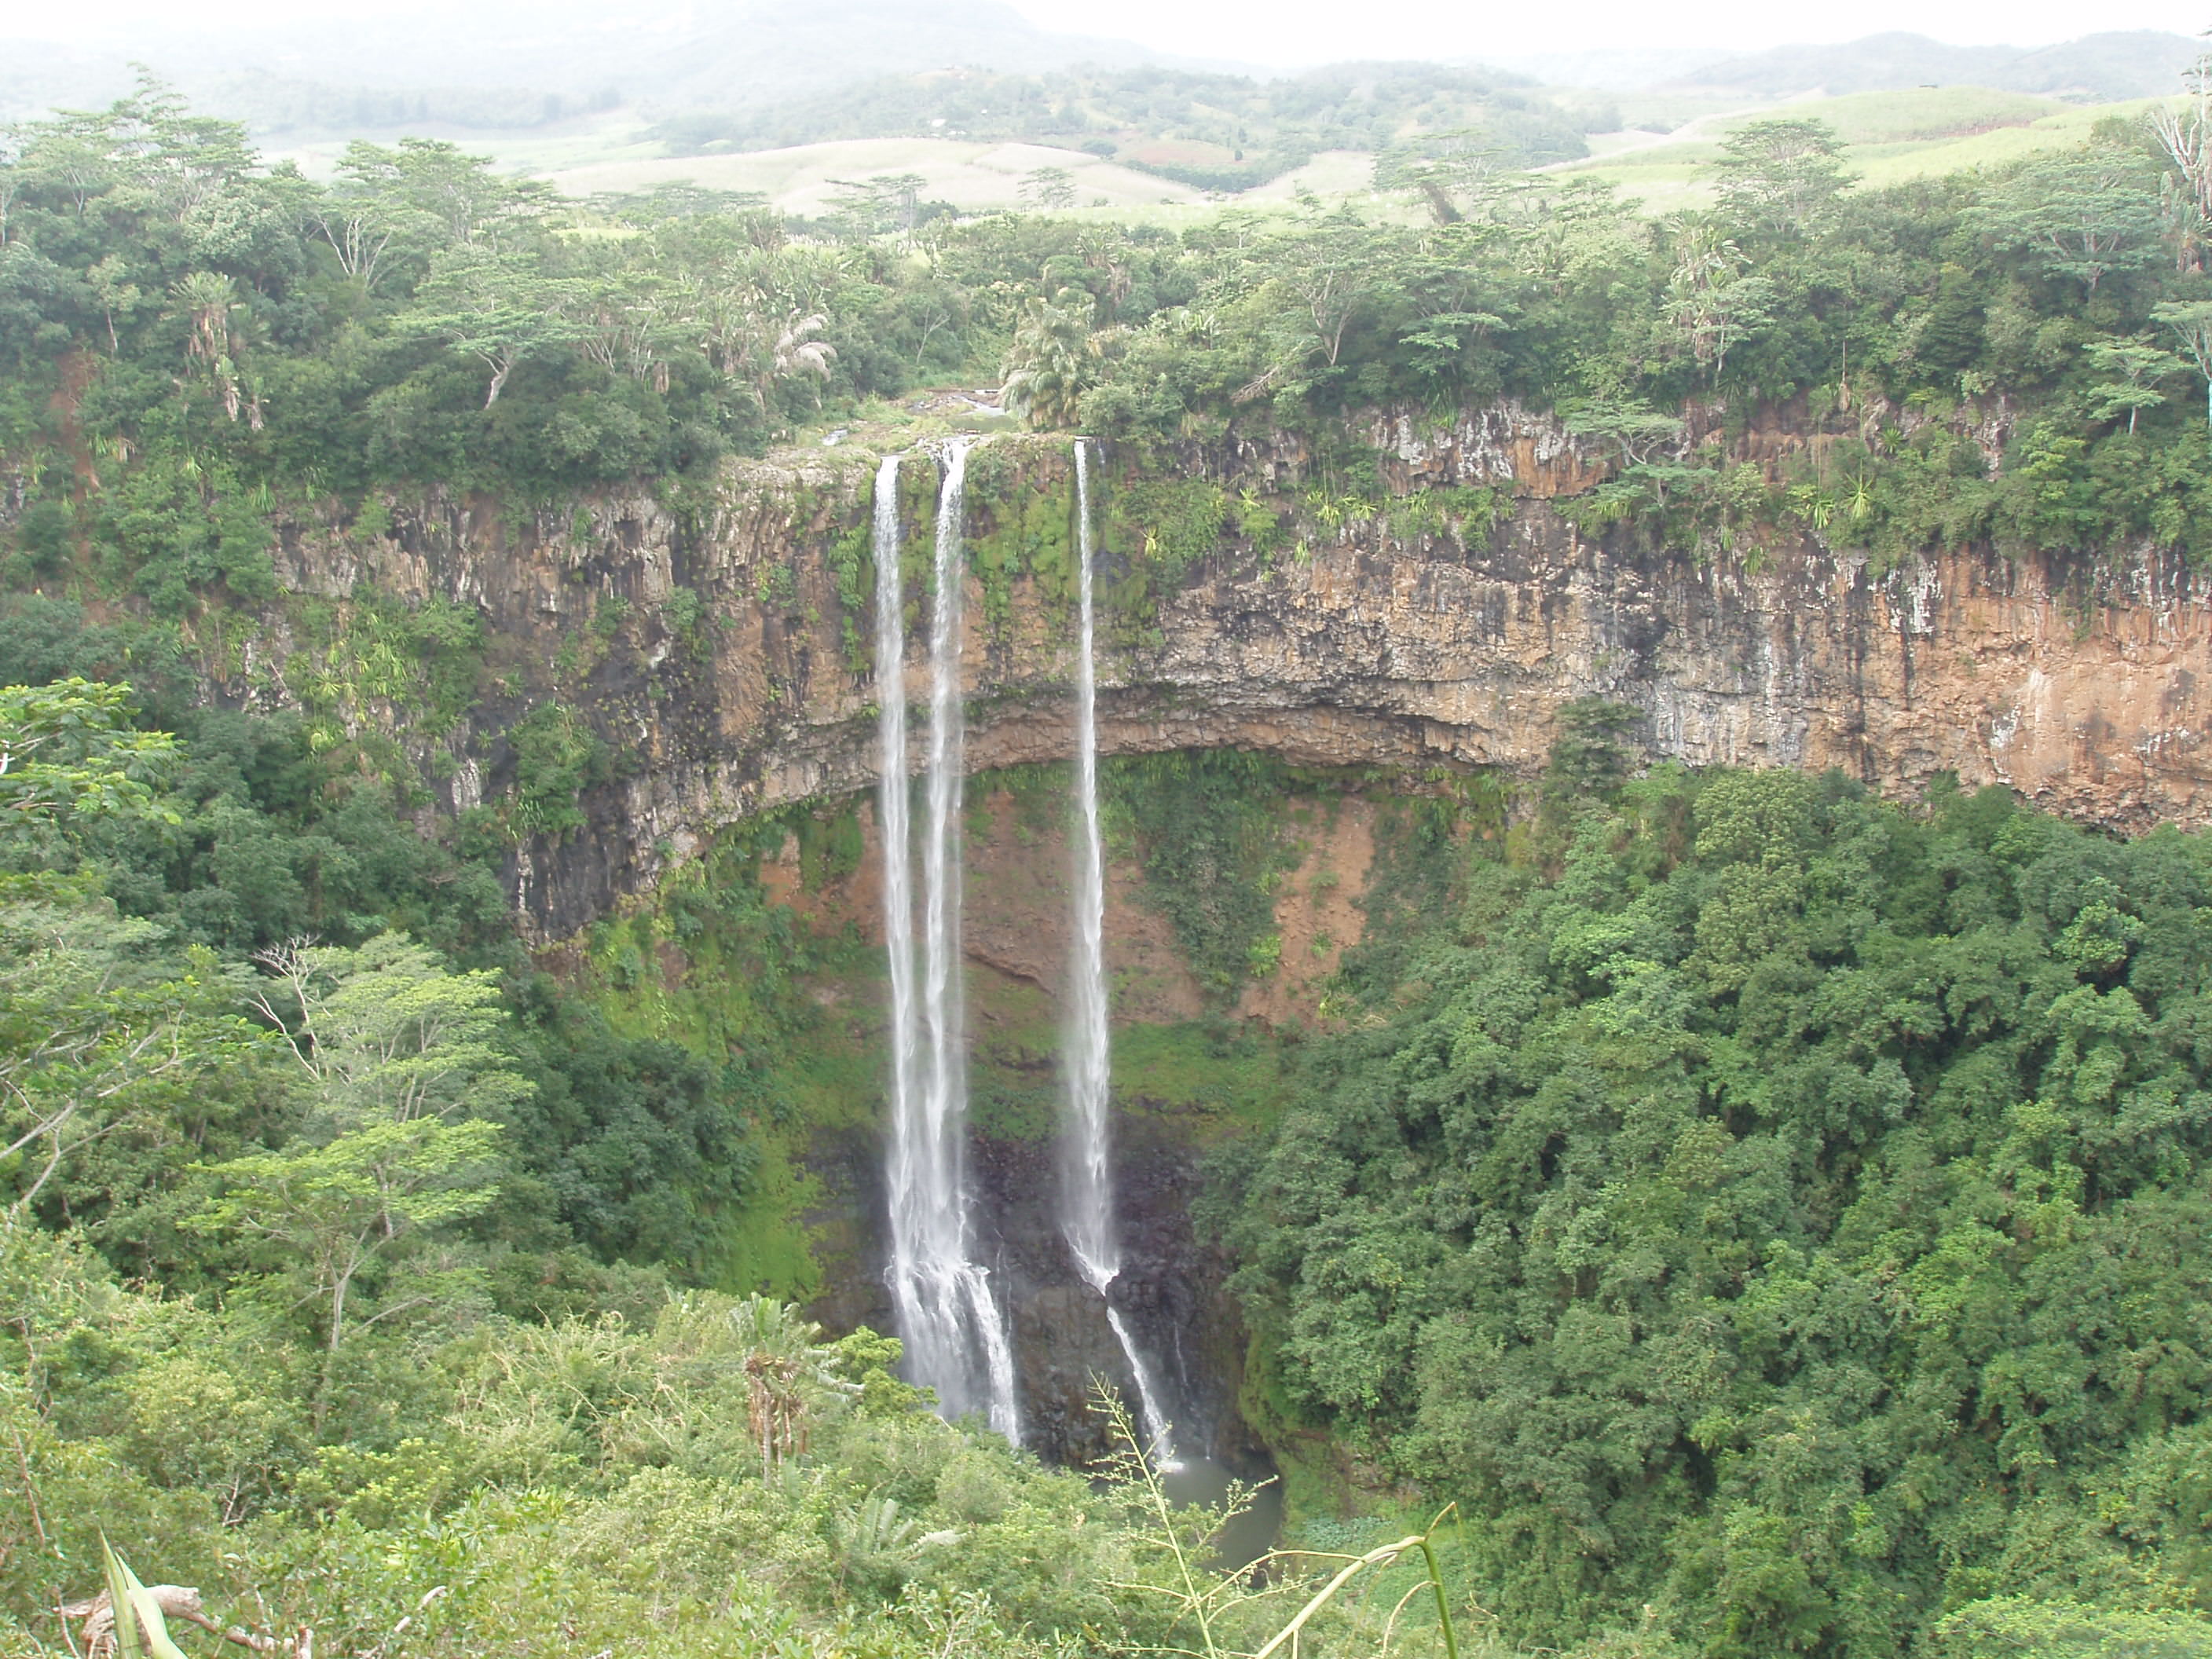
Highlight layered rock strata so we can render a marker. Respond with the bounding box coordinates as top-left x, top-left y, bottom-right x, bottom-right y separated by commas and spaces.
245, 408, 2212, 939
